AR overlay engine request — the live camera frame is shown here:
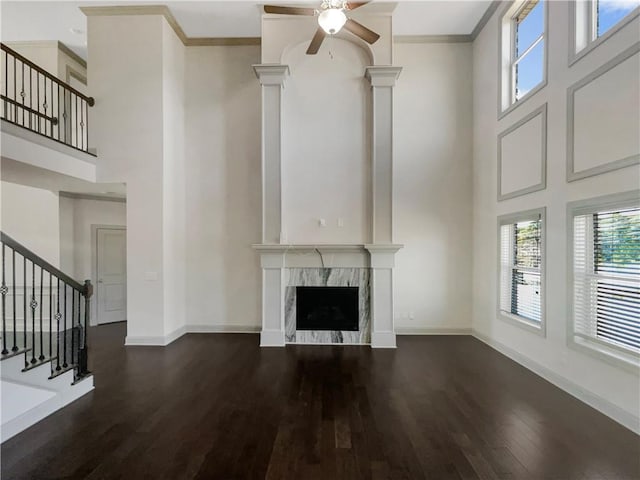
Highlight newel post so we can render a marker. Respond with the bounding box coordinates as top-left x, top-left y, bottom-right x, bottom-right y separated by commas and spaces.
78, 279, 93, 376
